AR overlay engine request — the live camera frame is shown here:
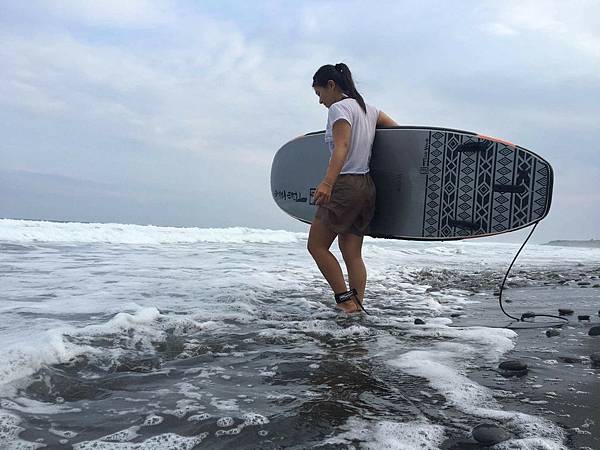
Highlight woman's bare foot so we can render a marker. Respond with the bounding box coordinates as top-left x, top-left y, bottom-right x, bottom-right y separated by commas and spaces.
335, 299, 361, 313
